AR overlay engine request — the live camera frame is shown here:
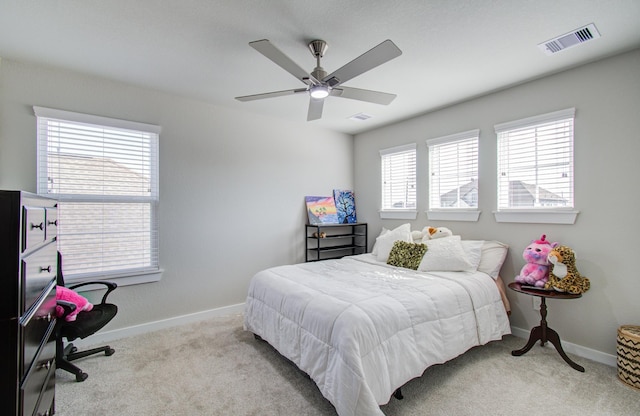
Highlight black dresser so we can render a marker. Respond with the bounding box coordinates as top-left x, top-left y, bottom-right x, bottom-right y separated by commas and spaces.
0, 191, 58, 416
